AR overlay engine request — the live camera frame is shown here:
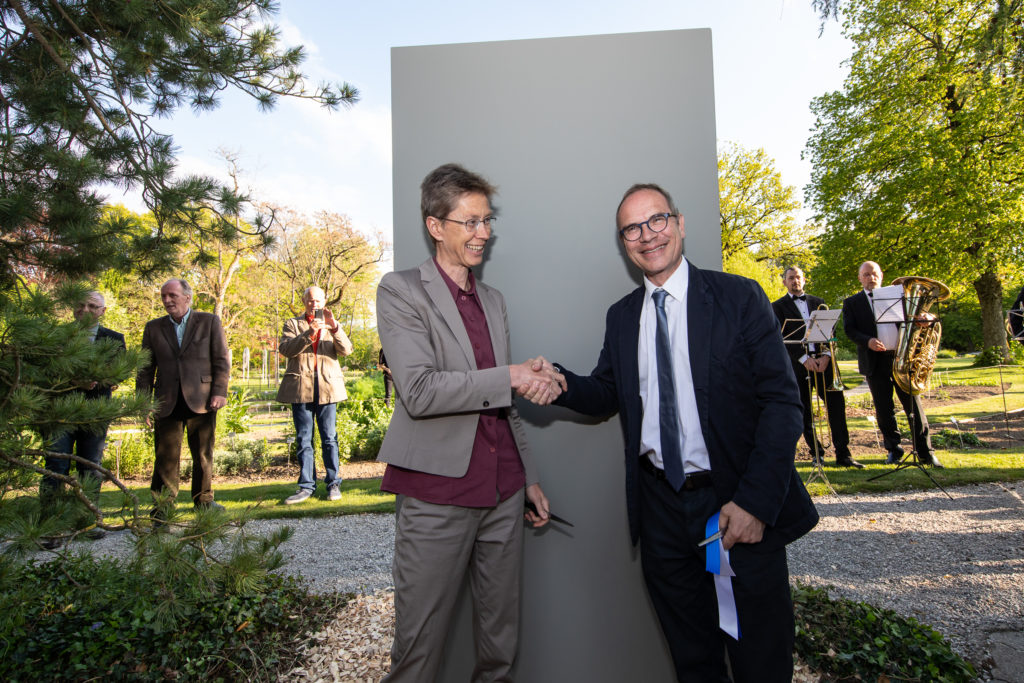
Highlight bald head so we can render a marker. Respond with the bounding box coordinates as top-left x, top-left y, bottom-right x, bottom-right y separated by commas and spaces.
302, 286, 326, 315
858, 261, 883, 291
